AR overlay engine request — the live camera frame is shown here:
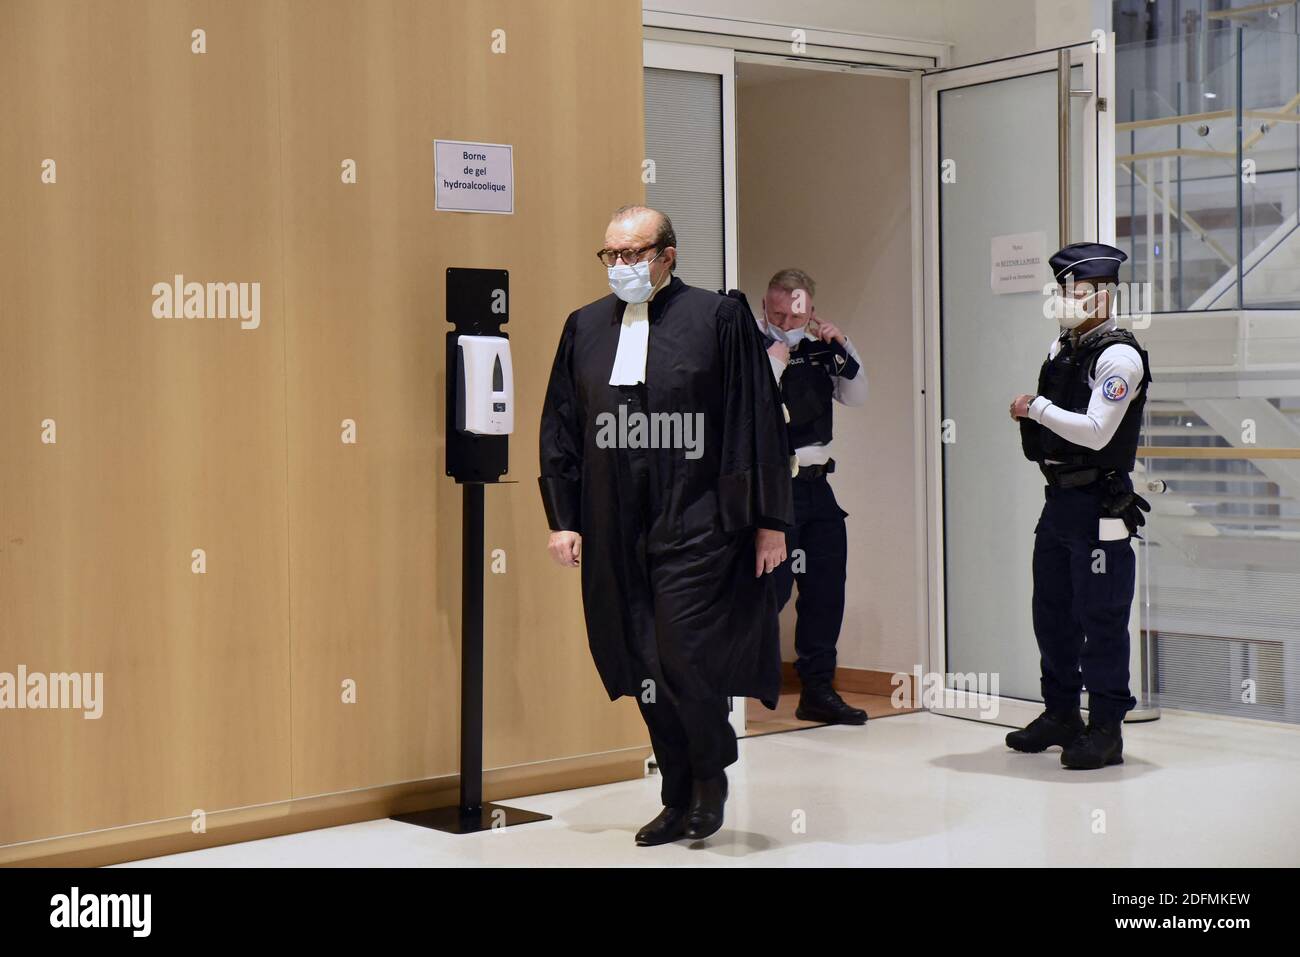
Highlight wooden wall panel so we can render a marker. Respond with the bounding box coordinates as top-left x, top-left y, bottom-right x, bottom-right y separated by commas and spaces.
1, 0, 648, 856
278, 0, 648, 796
0, 0, 291, 845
